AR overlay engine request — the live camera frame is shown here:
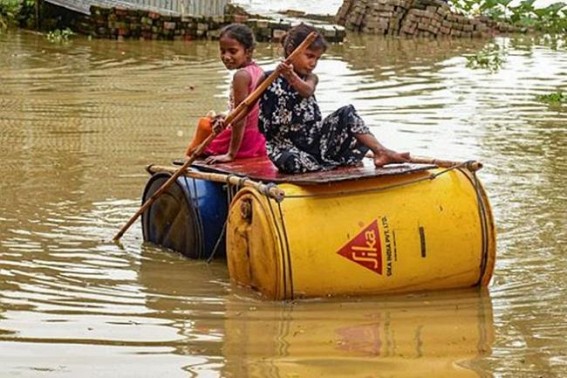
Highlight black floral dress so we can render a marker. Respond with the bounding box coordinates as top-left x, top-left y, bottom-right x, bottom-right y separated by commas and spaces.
258, 74, 370, 173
